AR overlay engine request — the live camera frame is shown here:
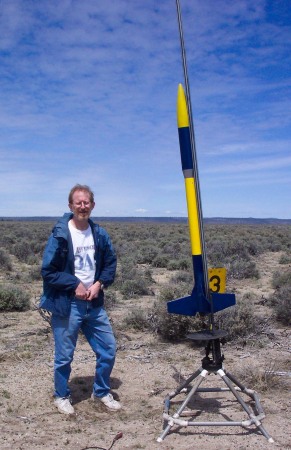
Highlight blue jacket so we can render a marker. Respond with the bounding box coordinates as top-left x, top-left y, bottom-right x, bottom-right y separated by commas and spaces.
40, 213, 117, 317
